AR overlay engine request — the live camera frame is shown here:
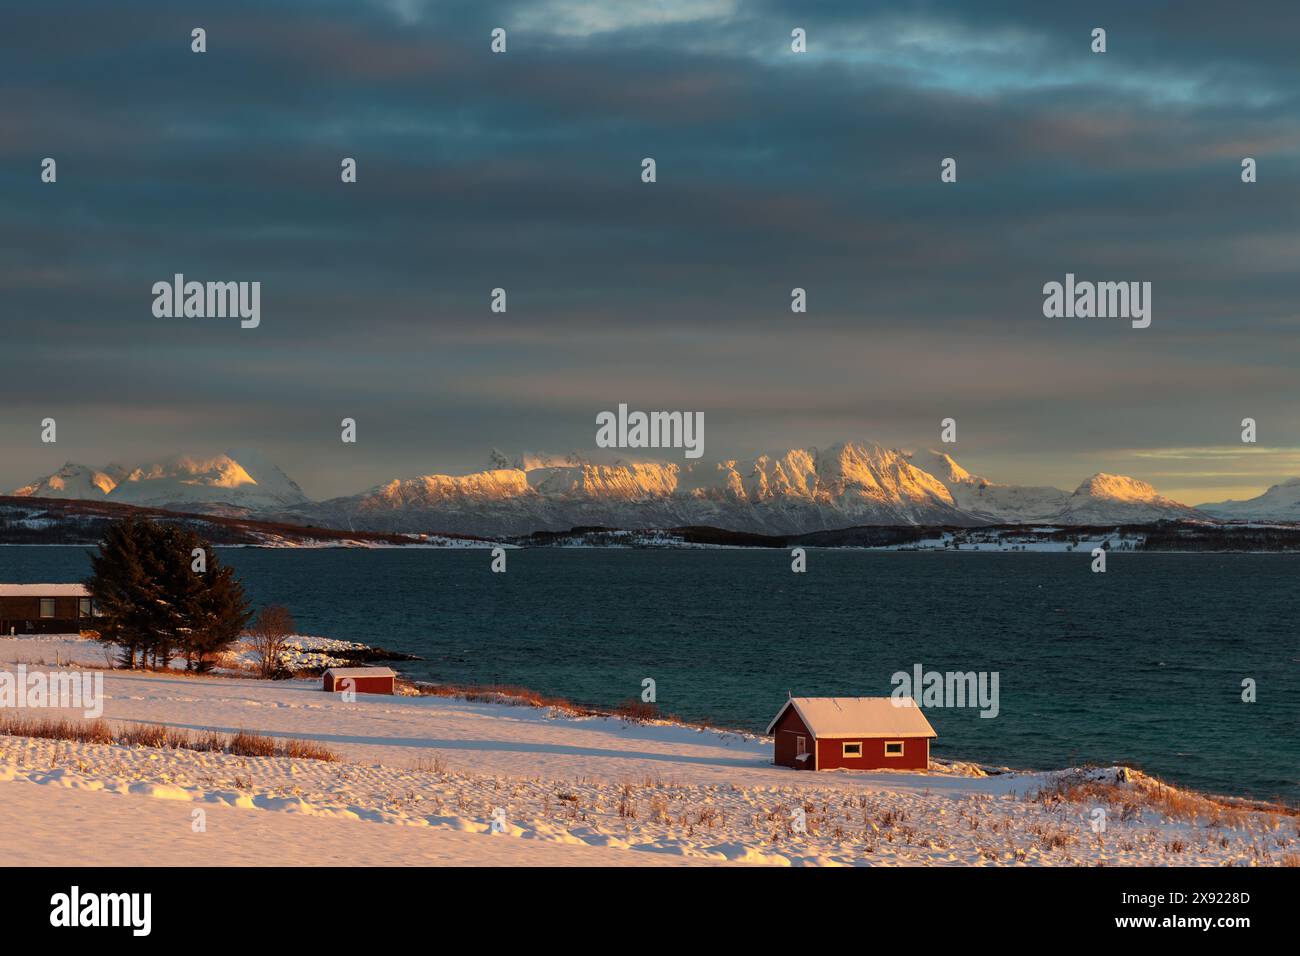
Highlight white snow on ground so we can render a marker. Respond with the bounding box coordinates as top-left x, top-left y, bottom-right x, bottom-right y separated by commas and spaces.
4, 634, 121, 669
3, 632, 384, 675
892, 531, 1145, 552
0, 771, 710, 867
1, 638, 1296, 866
